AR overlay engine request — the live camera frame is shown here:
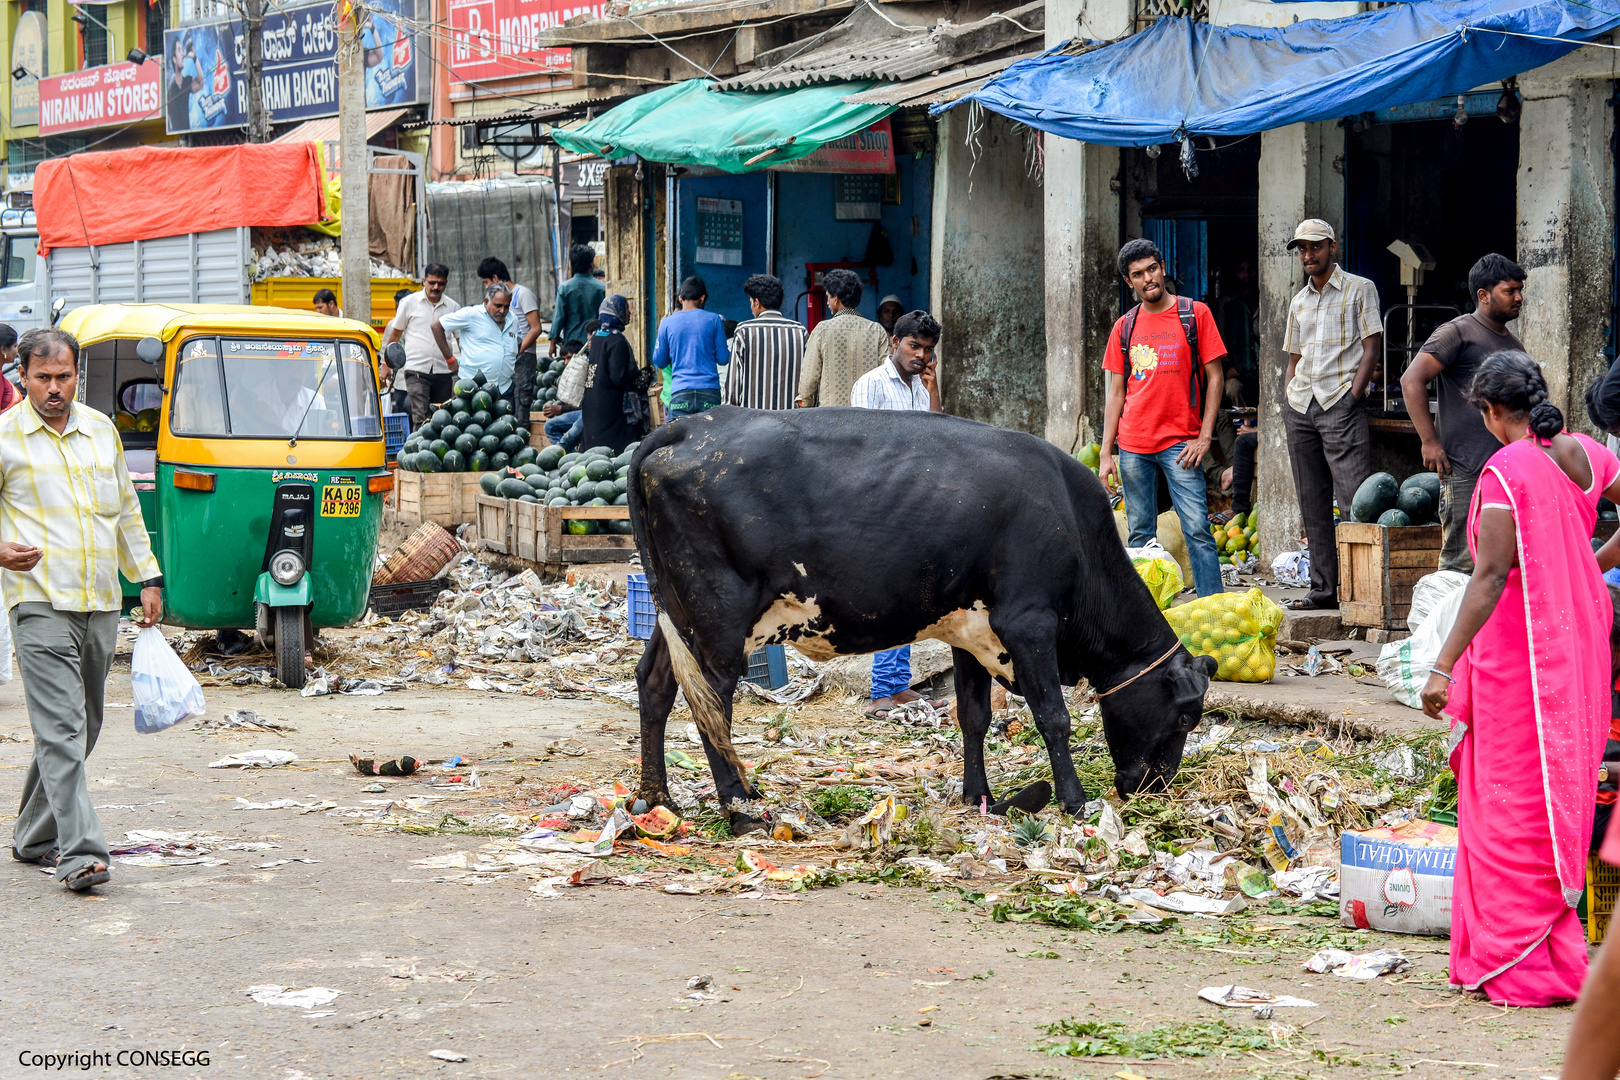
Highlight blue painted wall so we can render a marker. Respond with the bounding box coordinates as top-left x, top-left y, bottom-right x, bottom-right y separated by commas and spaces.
671, 155, 935, 328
